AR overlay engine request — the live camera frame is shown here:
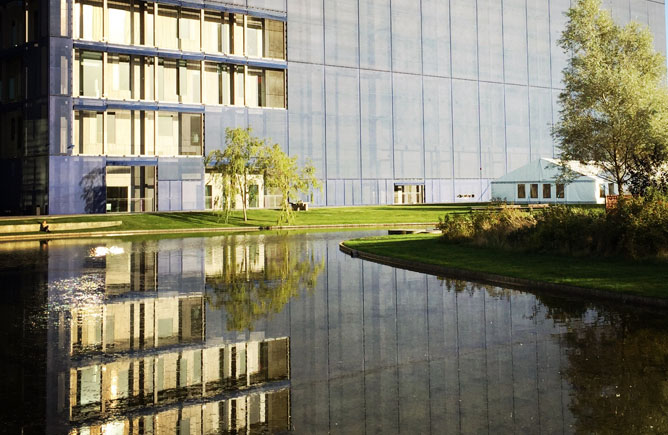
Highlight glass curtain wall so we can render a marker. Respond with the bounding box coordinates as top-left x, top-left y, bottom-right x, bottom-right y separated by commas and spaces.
73, 110, 198, 157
